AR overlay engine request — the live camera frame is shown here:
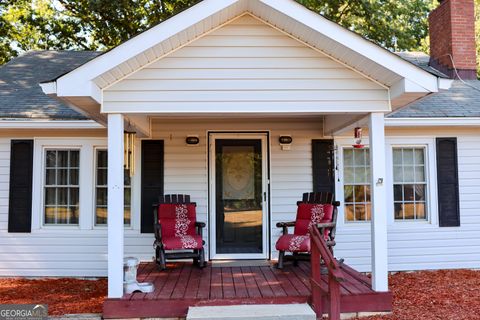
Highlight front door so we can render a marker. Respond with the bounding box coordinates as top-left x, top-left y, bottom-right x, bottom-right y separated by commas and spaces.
209, 133, 269, 259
